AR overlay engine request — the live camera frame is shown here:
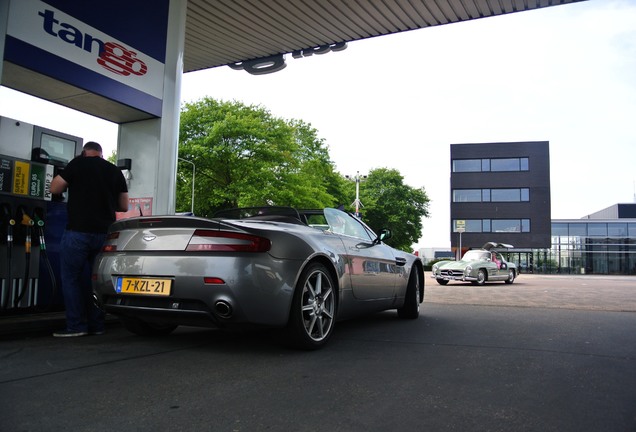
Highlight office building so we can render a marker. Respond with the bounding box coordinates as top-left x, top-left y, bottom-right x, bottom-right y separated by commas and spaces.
450, 141, 551, 257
